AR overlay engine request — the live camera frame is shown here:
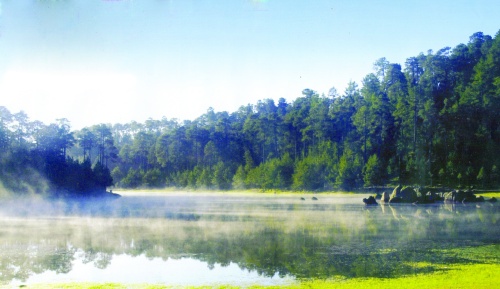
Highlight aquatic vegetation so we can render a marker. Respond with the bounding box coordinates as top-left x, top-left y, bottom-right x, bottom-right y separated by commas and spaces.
17, 262, 500, 289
